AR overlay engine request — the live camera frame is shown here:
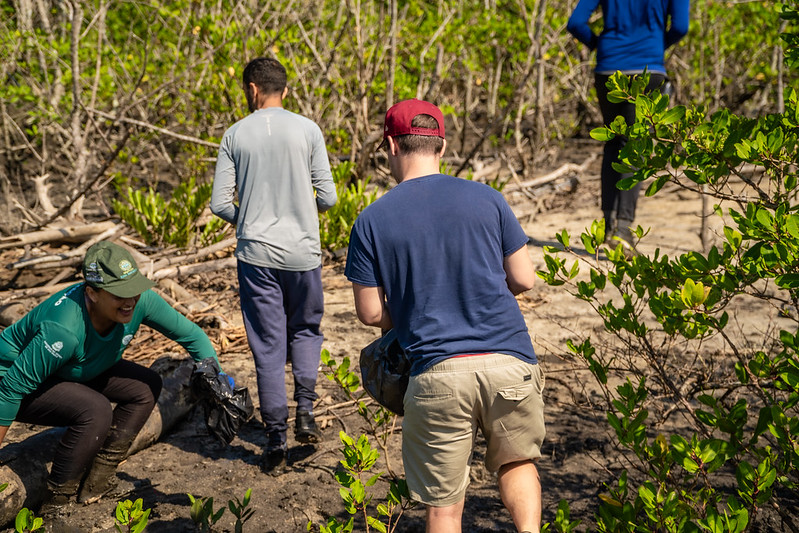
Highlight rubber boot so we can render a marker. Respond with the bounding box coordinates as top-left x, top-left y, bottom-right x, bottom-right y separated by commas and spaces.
295, 410, 323, 444
77, 440, 131, 504
39, 478, 81, 533
261, 444, 288, 477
